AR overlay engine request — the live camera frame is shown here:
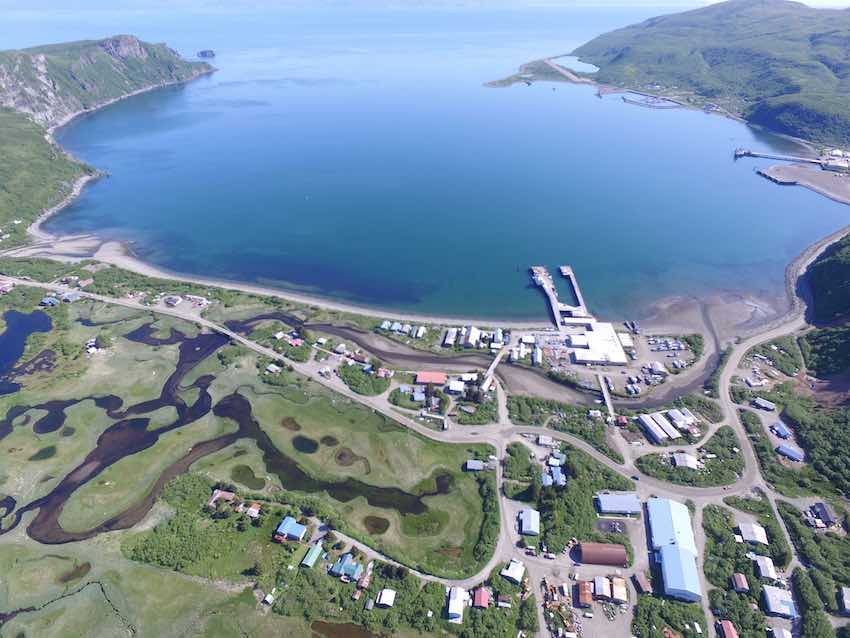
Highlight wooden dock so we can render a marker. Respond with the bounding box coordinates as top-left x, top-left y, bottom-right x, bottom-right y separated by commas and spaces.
531, 264, 591, 331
